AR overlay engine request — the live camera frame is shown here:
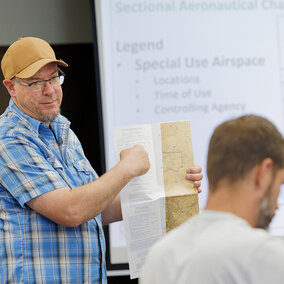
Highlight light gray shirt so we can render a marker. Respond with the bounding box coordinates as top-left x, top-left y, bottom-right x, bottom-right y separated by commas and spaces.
140, 210, 284, 284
